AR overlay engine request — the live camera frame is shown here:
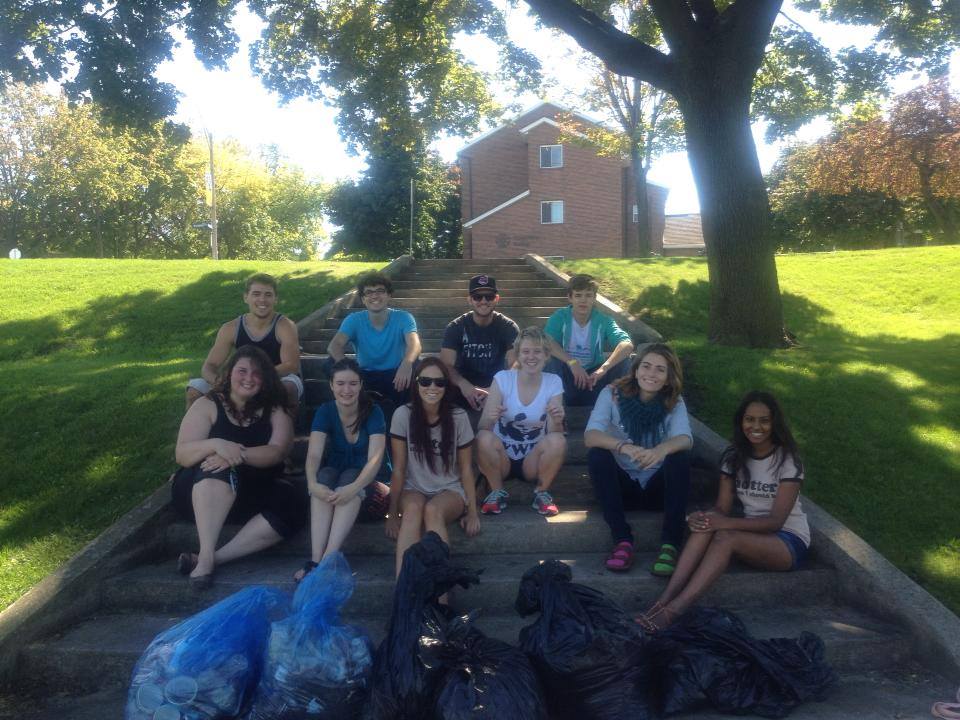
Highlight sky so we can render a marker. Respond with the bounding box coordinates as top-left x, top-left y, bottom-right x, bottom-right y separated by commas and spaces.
154, 2, 960, 216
